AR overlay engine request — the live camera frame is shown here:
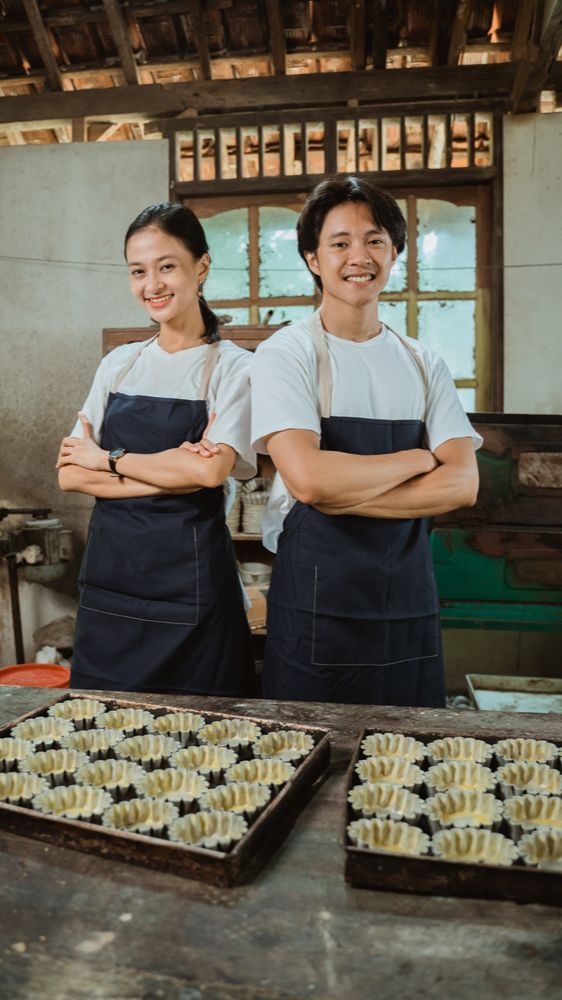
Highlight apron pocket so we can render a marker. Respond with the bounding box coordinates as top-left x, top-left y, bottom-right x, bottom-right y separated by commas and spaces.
80, 584, 199, 626
311, 609, 439, 667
